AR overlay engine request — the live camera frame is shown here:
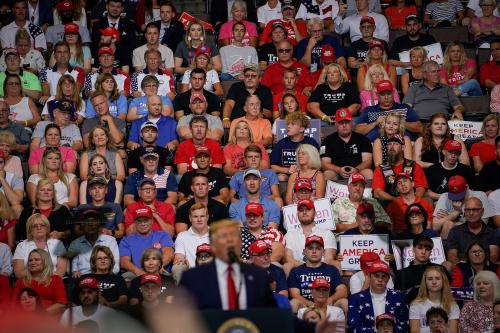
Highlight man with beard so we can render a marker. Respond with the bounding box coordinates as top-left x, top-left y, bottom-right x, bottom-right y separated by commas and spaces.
60, 277, 116, 327
177, 93, 224, 141
372, 134, 428, 203
388, 15, 437, 69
